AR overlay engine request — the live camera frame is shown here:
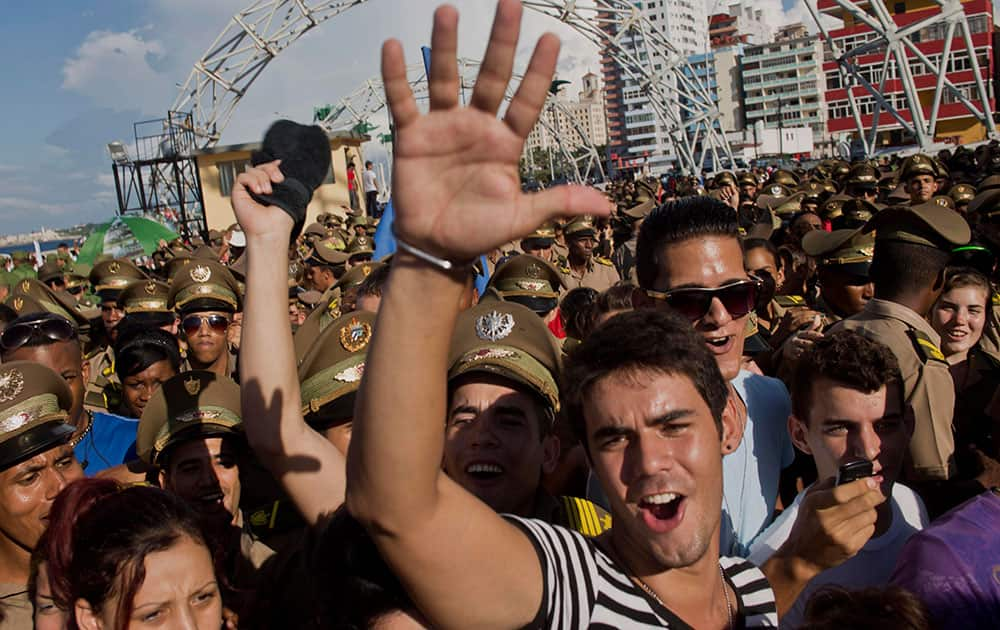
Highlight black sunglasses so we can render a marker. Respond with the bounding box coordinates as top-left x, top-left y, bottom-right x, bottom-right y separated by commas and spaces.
0, 315, 77, 352
181, 314, 230, 336
646, 279, 759, 323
